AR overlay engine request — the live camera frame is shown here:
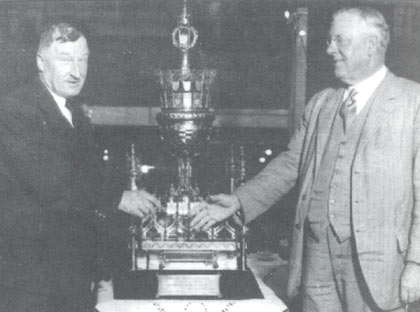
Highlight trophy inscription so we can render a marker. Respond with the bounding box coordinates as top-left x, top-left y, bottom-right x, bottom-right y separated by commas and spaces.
157, 274, 221, 298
